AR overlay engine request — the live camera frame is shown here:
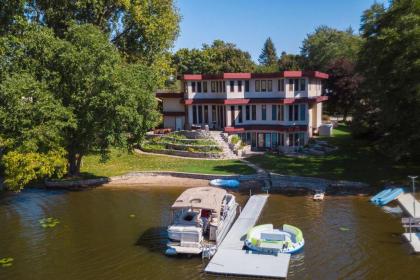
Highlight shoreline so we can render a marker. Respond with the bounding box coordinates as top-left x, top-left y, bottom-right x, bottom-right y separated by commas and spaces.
42, 171, 371, 195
